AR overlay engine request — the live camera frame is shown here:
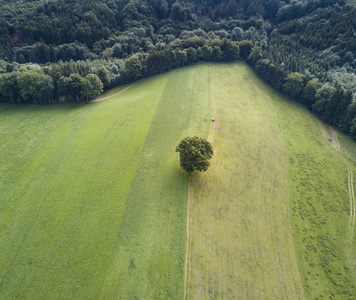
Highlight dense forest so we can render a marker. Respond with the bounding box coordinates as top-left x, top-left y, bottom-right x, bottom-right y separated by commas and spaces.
0, 0, 355, 136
